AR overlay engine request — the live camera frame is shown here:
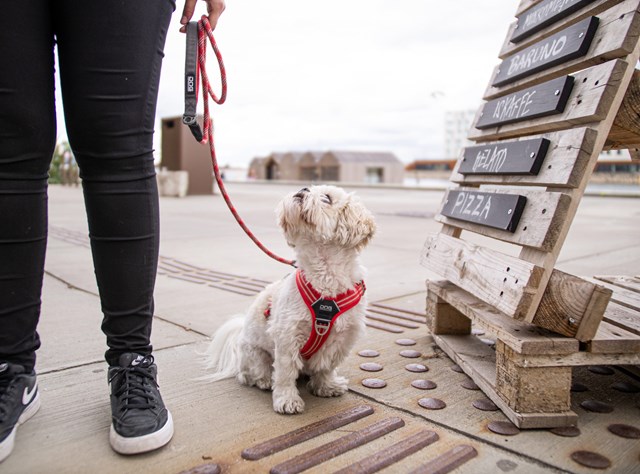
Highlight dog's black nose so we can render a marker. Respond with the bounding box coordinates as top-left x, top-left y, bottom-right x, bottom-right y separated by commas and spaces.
294, 187, 310, 199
